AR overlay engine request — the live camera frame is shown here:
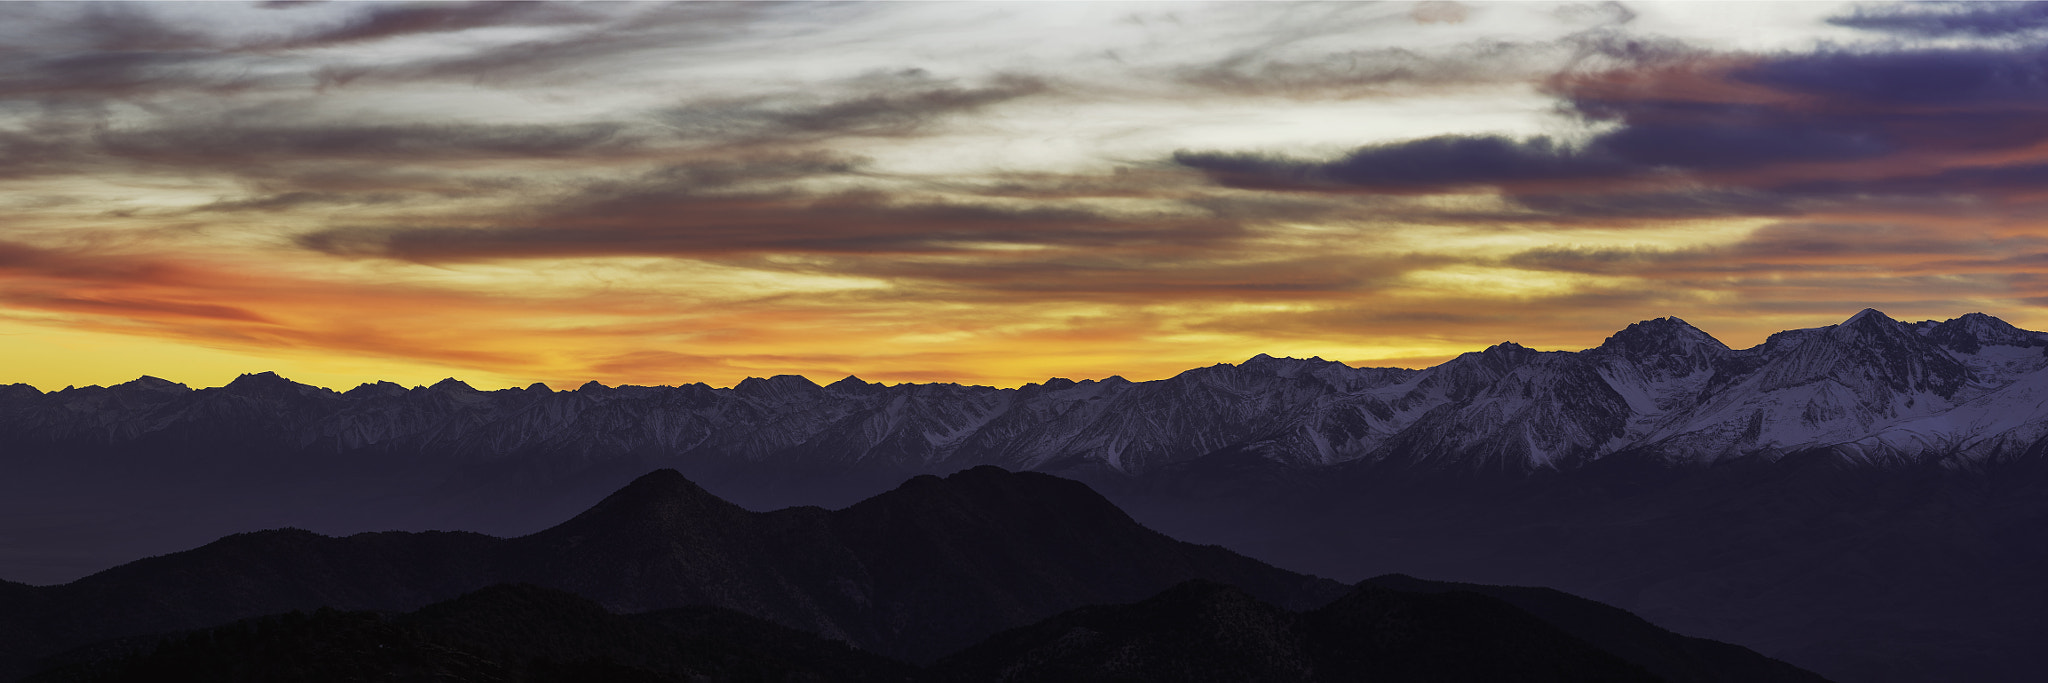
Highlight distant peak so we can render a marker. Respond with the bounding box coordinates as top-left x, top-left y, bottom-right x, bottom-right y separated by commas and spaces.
860, 465, 1126, 522
734, 374, 821, 395
827, 375, 875, 391
222, 371, 321, 396
1597, 316, 1728, 356
558, 468, 739, 529
114, 375, 191, 393
1842, 307, 1894, 327
577, 380, 610, 392
625, 467, 694, 489
947, 464, 1017, 481
428, 377, 475, 392
525, 382, 553, 393
1923, 311, 2040, 352
227, 371, 287, 386
342, 381, 407, 399
1831, 308, 1912, 341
